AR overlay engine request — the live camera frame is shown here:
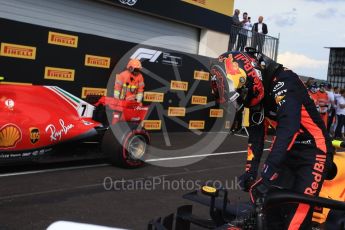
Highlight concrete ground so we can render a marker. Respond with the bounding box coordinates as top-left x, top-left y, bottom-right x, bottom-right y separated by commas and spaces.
0, 133, 269, 230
